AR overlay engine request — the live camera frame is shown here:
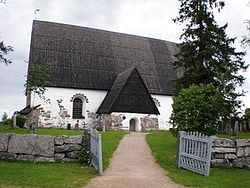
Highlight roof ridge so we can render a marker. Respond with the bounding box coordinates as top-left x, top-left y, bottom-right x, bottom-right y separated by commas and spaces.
33, 20, 178, 44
